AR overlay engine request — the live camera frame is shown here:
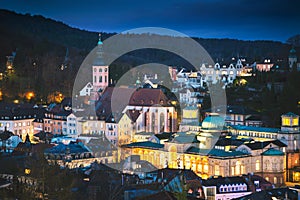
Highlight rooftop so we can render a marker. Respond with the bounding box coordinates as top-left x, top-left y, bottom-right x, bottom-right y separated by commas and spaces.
261, 148, 284, 156
123, 141, 164, 149
230, 125, 280, 133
